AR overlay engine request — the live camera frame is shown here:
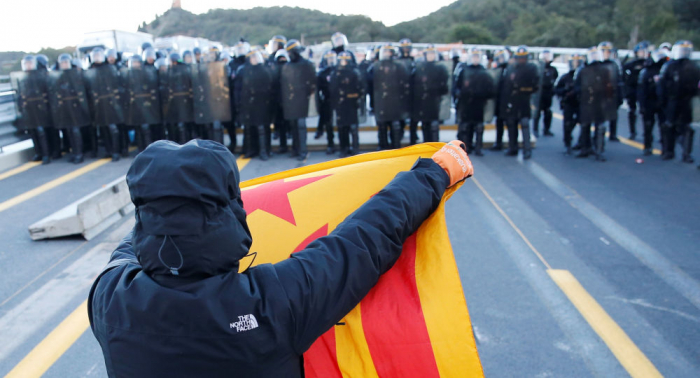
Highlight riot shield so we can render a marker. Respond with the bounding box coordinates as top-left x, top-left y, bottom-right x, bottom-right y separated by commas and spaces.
578, 64, 617, 124
121, 66, 162, 125
237, 65, 274, 126
330, 67, 363, 126
484, 68, 501, 123
47, 69, 91, 129
438, 60, 452, 121
411, 61, 449, 121
681, 61, 700, 123
192, 61, 232, 123
373, 60, 411, 123
280, 60, 317, 120
84, 65, 124, 126
10, 71, 51, 130
357, 61, 370, 124
161, 64, 194, 124
530, 61, 545, 119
